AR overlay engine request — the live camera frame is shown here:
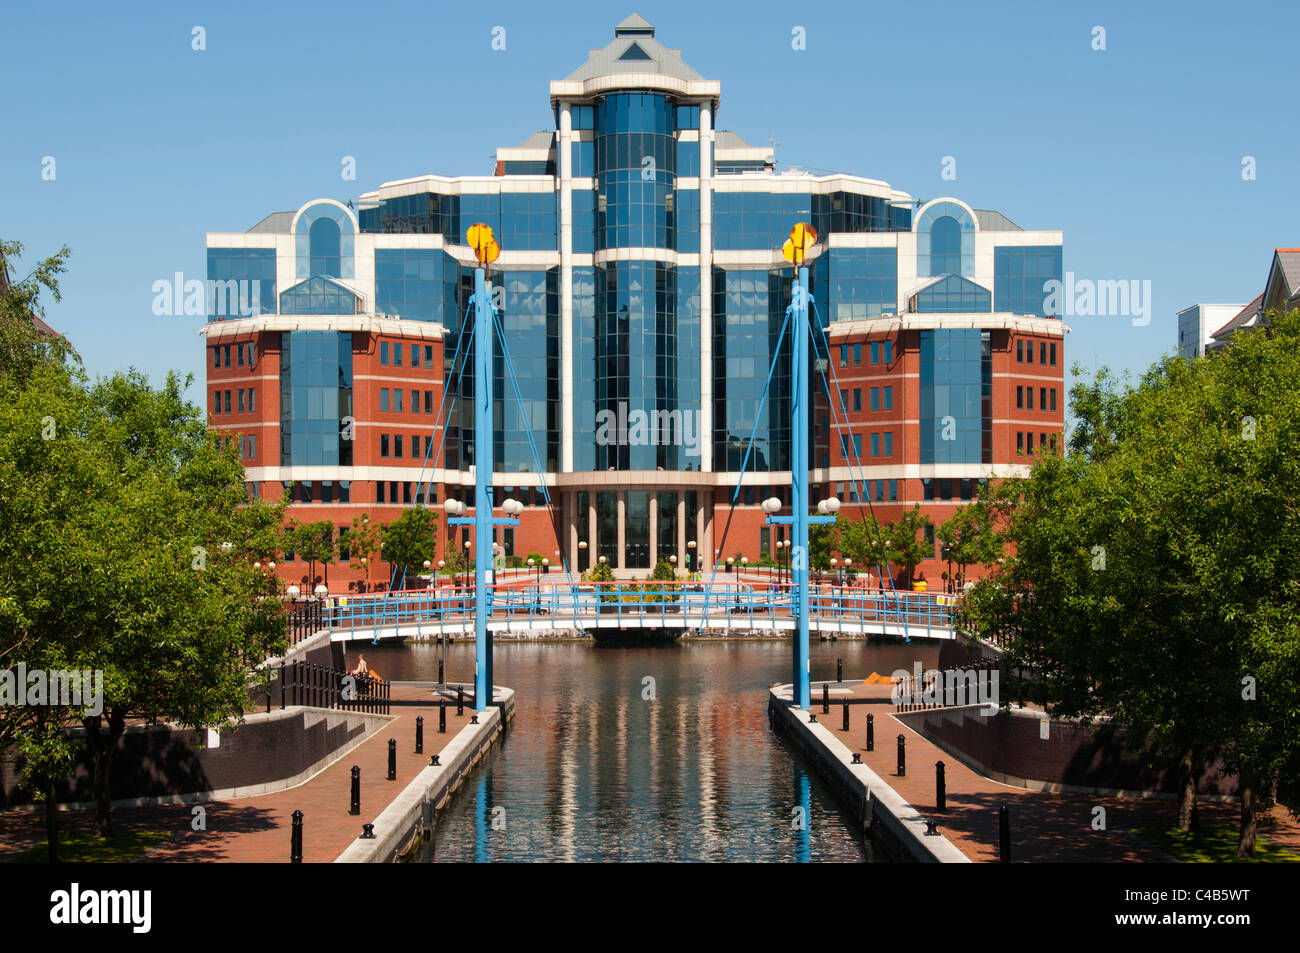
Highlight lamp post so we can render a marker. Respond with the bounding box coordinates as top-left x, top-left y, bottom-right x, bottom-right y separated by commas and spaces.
527, 557, 535, 582
542, 557, 549, 577
578, 539, 588, 573
687, 540, 696, 575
